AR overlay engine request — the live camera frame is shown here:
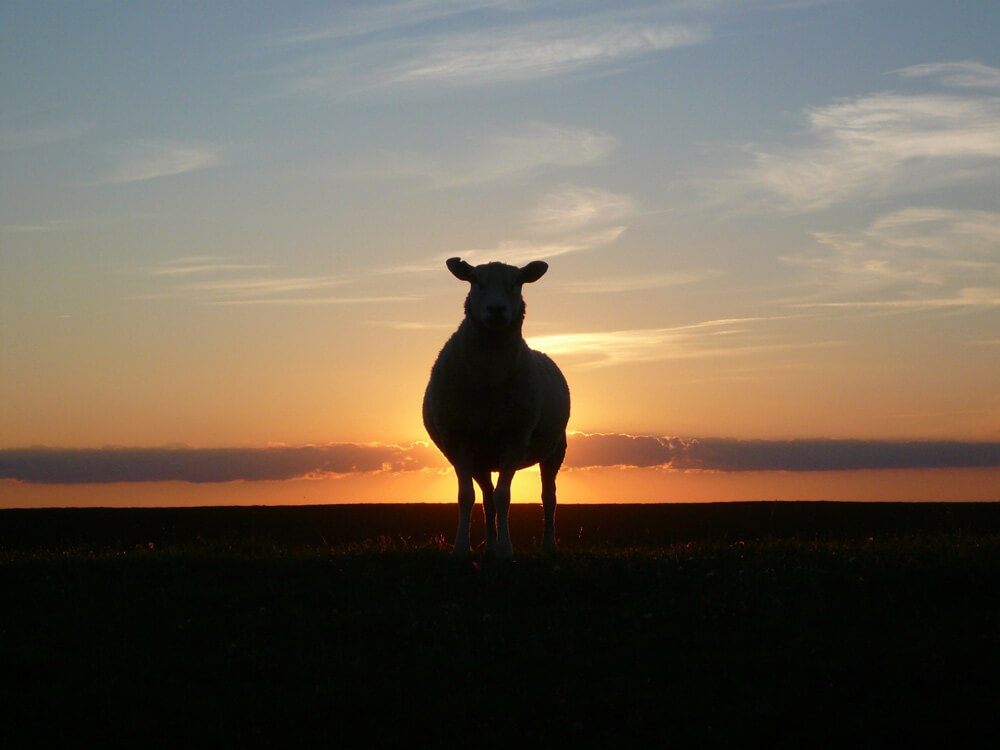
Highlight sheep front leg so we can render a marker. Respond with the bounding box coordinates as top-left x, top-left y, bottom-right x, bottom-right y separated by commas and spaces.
475, 472, 497, 555
453, 469, 475, 558
493, 469, 516, 560
540, 439, 565, 553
